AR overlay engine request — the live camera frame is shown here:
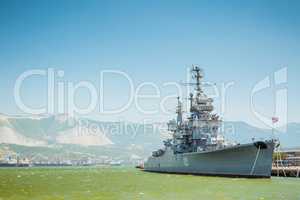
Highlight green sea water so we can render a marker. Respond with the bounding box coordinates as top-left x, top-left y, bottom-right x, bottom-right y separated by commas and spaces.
0, 167, 299, 200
